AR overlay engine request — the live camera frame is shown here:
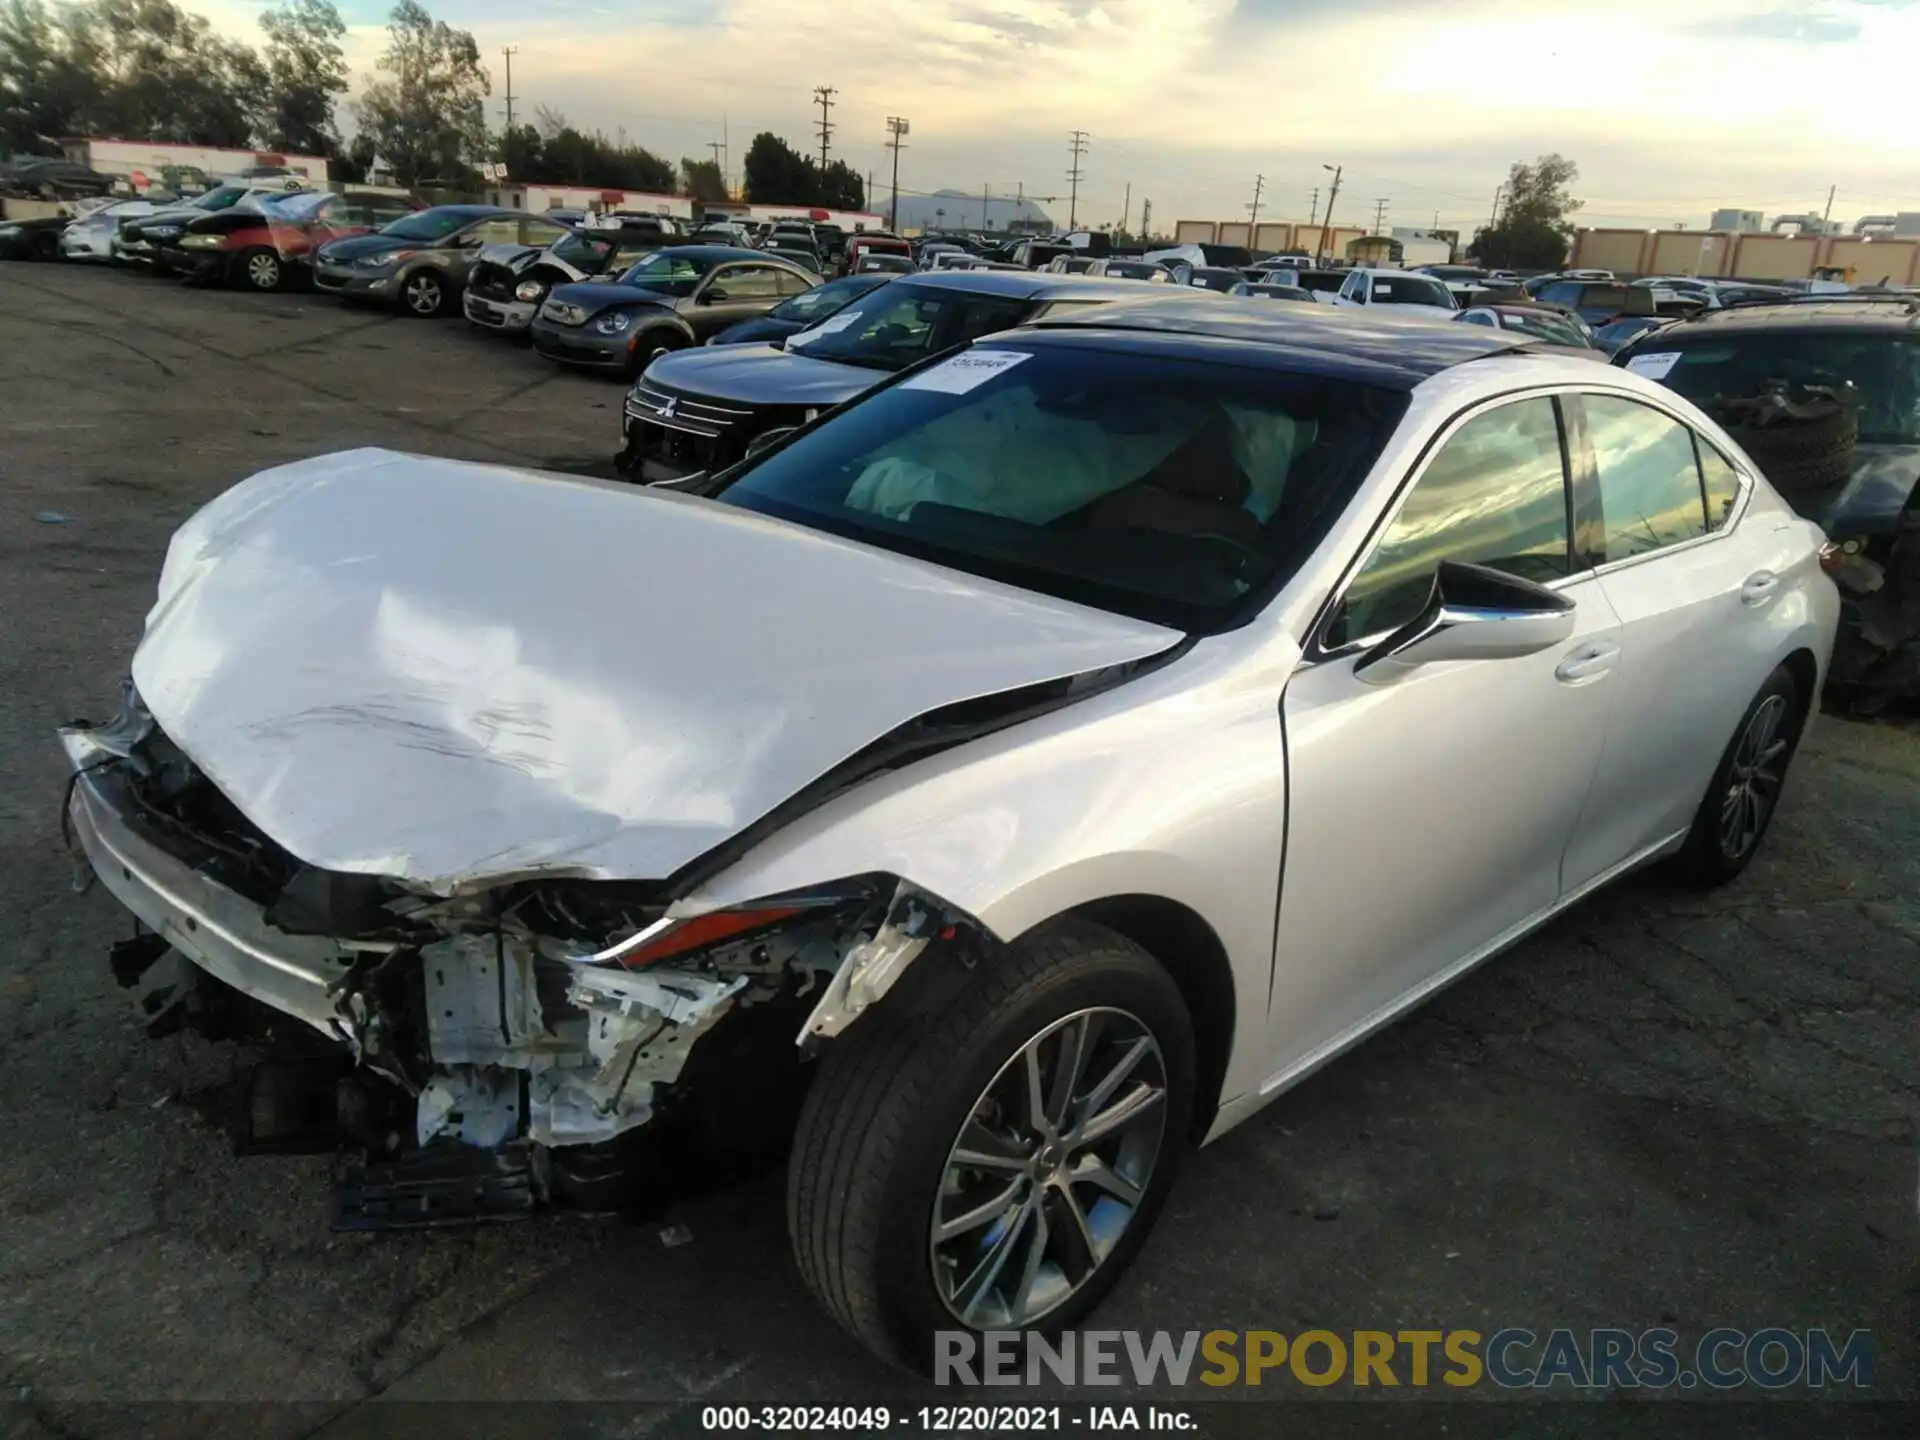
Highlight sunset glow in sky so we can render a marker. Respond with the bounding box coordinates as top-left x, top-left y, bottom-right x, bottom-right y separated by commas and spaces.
192, 0, 1920, 231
